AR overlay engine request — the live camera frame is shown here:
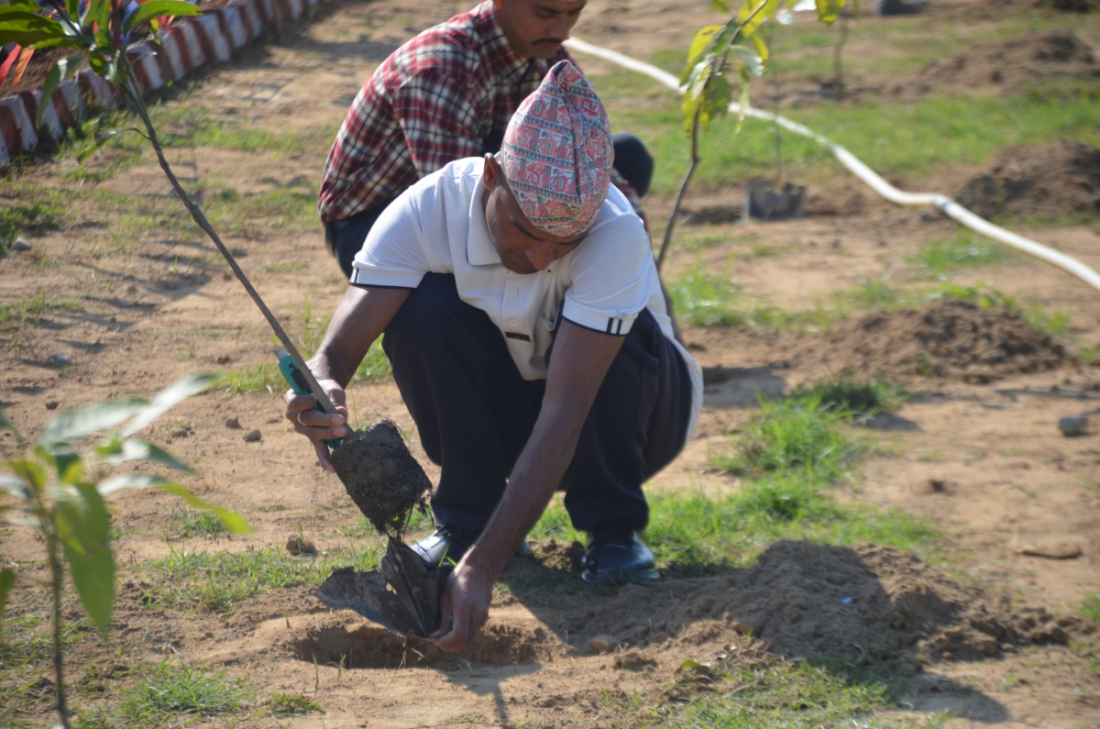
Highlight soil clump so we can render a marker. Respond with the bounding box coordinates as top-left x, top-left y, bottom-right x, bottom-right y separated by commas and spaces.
561, 541, 1085, 666
772, 300, 1072, 382
330, 420, 432, 536
956, 141, 1100, 222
